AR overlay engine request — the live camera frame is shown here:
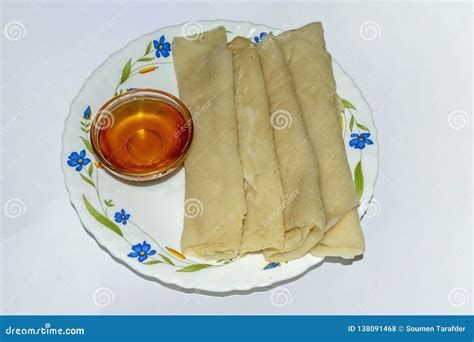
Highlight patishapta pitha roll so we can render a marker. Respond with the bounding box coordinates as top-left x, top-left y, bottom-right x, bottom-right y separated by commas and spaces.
277, 23, 359, 229
256, 33, 326, 262
311, 208, 364, 259
173, 27, 247, 260
228, 37, 286, 254
277, 23, 365, 258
